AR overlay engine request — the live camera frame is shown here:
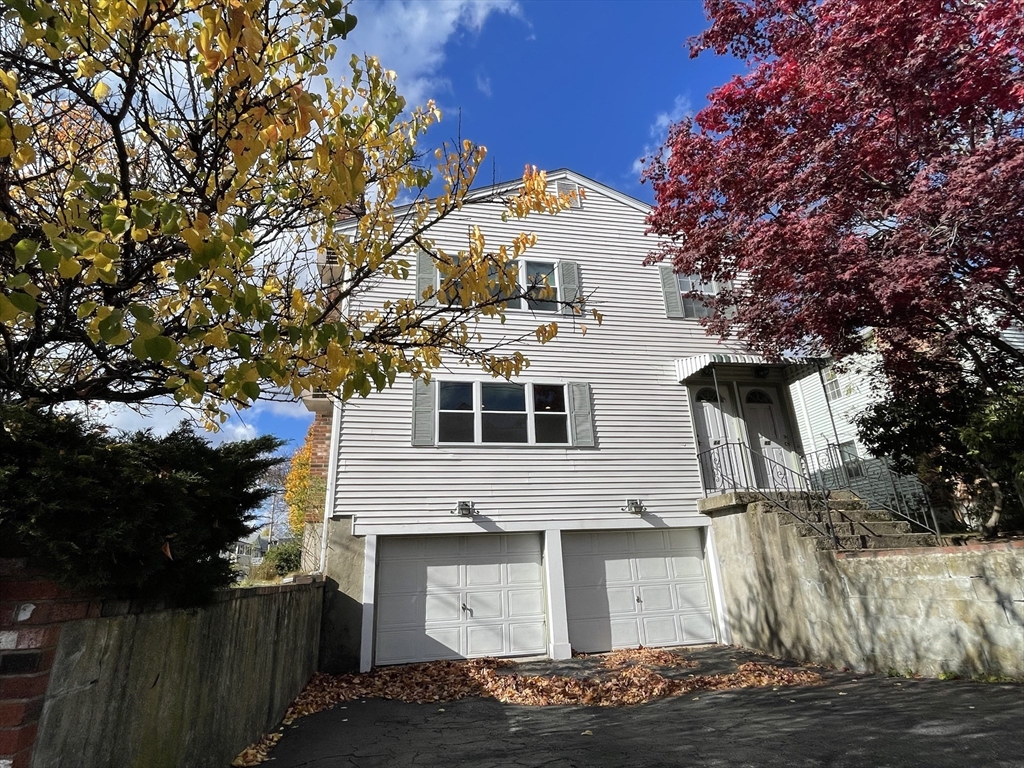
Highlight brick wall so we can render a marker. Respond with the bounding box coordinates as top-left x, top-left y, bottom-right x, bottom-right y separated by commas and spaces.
307, 411, 333, 485
0, 559, 96, 768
